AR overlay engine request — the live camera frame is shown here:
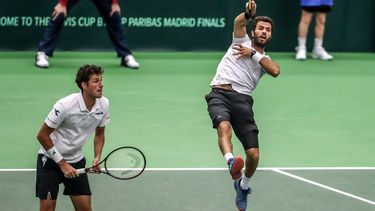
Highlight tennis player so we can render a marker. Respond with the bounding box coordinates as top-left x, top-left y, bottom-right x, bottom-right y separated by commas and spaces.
205, 1, 279, 210
35, 64, 110, 211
